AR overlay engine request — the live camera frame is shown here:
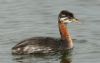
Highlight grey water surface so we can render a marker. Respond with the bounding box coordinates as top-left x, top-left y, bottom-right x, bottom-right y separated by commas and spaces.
0, 0, 100, 63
